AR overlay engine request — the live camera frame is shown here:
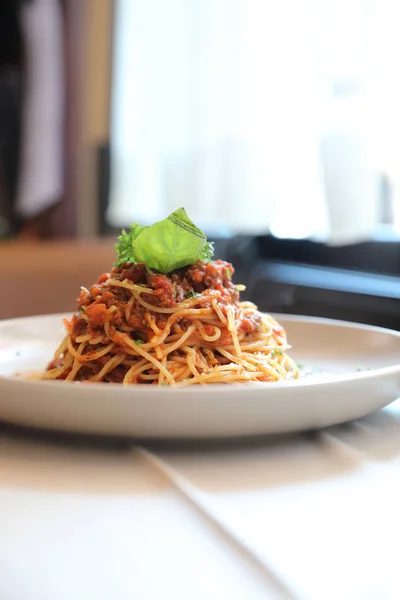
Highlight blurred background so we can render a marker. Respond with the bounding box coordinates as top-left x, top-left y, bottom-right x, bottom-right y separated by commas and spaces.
2, 0, 400, 327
